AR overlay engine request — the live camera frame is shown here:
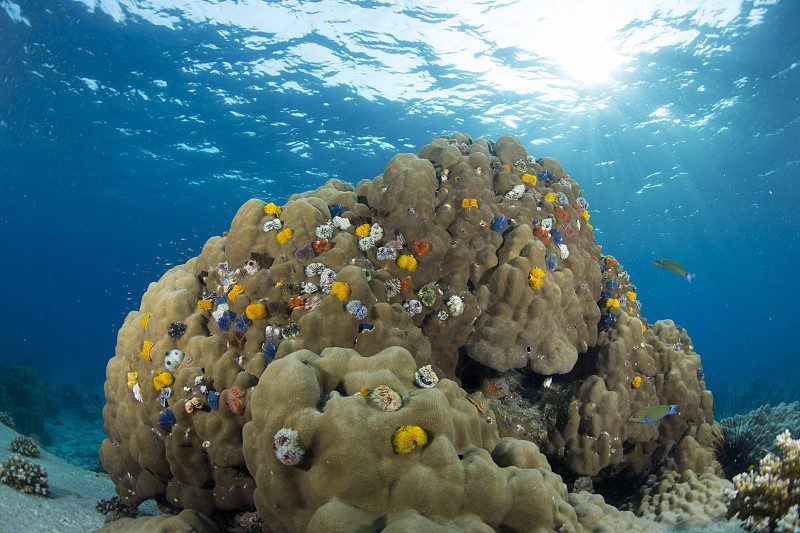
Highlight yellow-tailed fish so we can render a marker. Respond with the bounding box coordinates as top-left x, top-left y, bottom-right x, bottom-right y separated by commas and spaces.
653, 258, 695, 283
628, 405, 679, 423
